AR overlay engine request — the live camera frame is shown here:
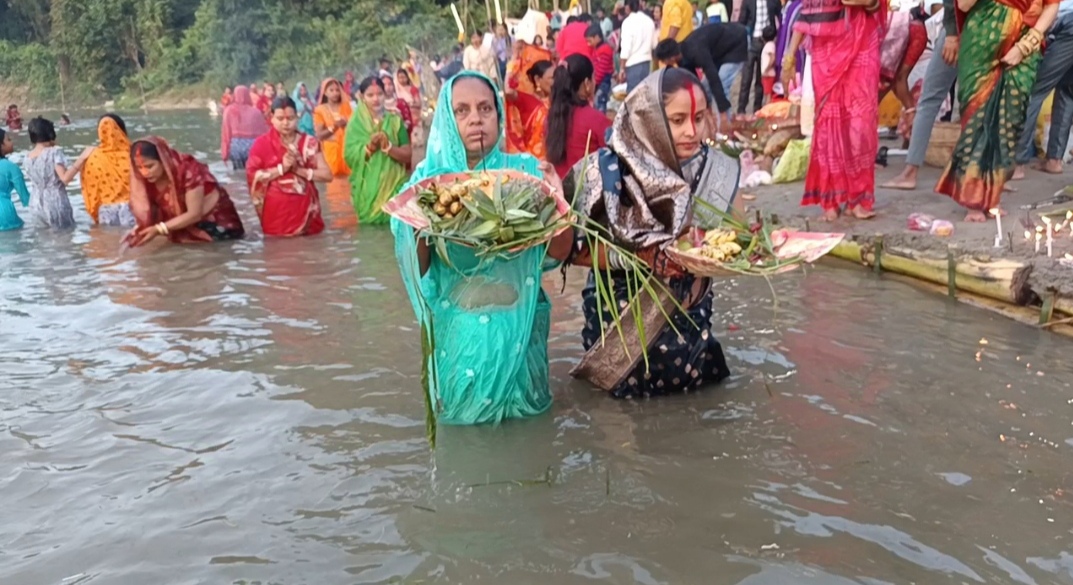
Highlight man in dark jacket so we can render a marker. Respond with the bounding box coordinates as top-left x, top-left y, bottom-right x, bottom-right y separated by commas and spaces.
737, 0, 781, 114
654, 22, 748, 124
